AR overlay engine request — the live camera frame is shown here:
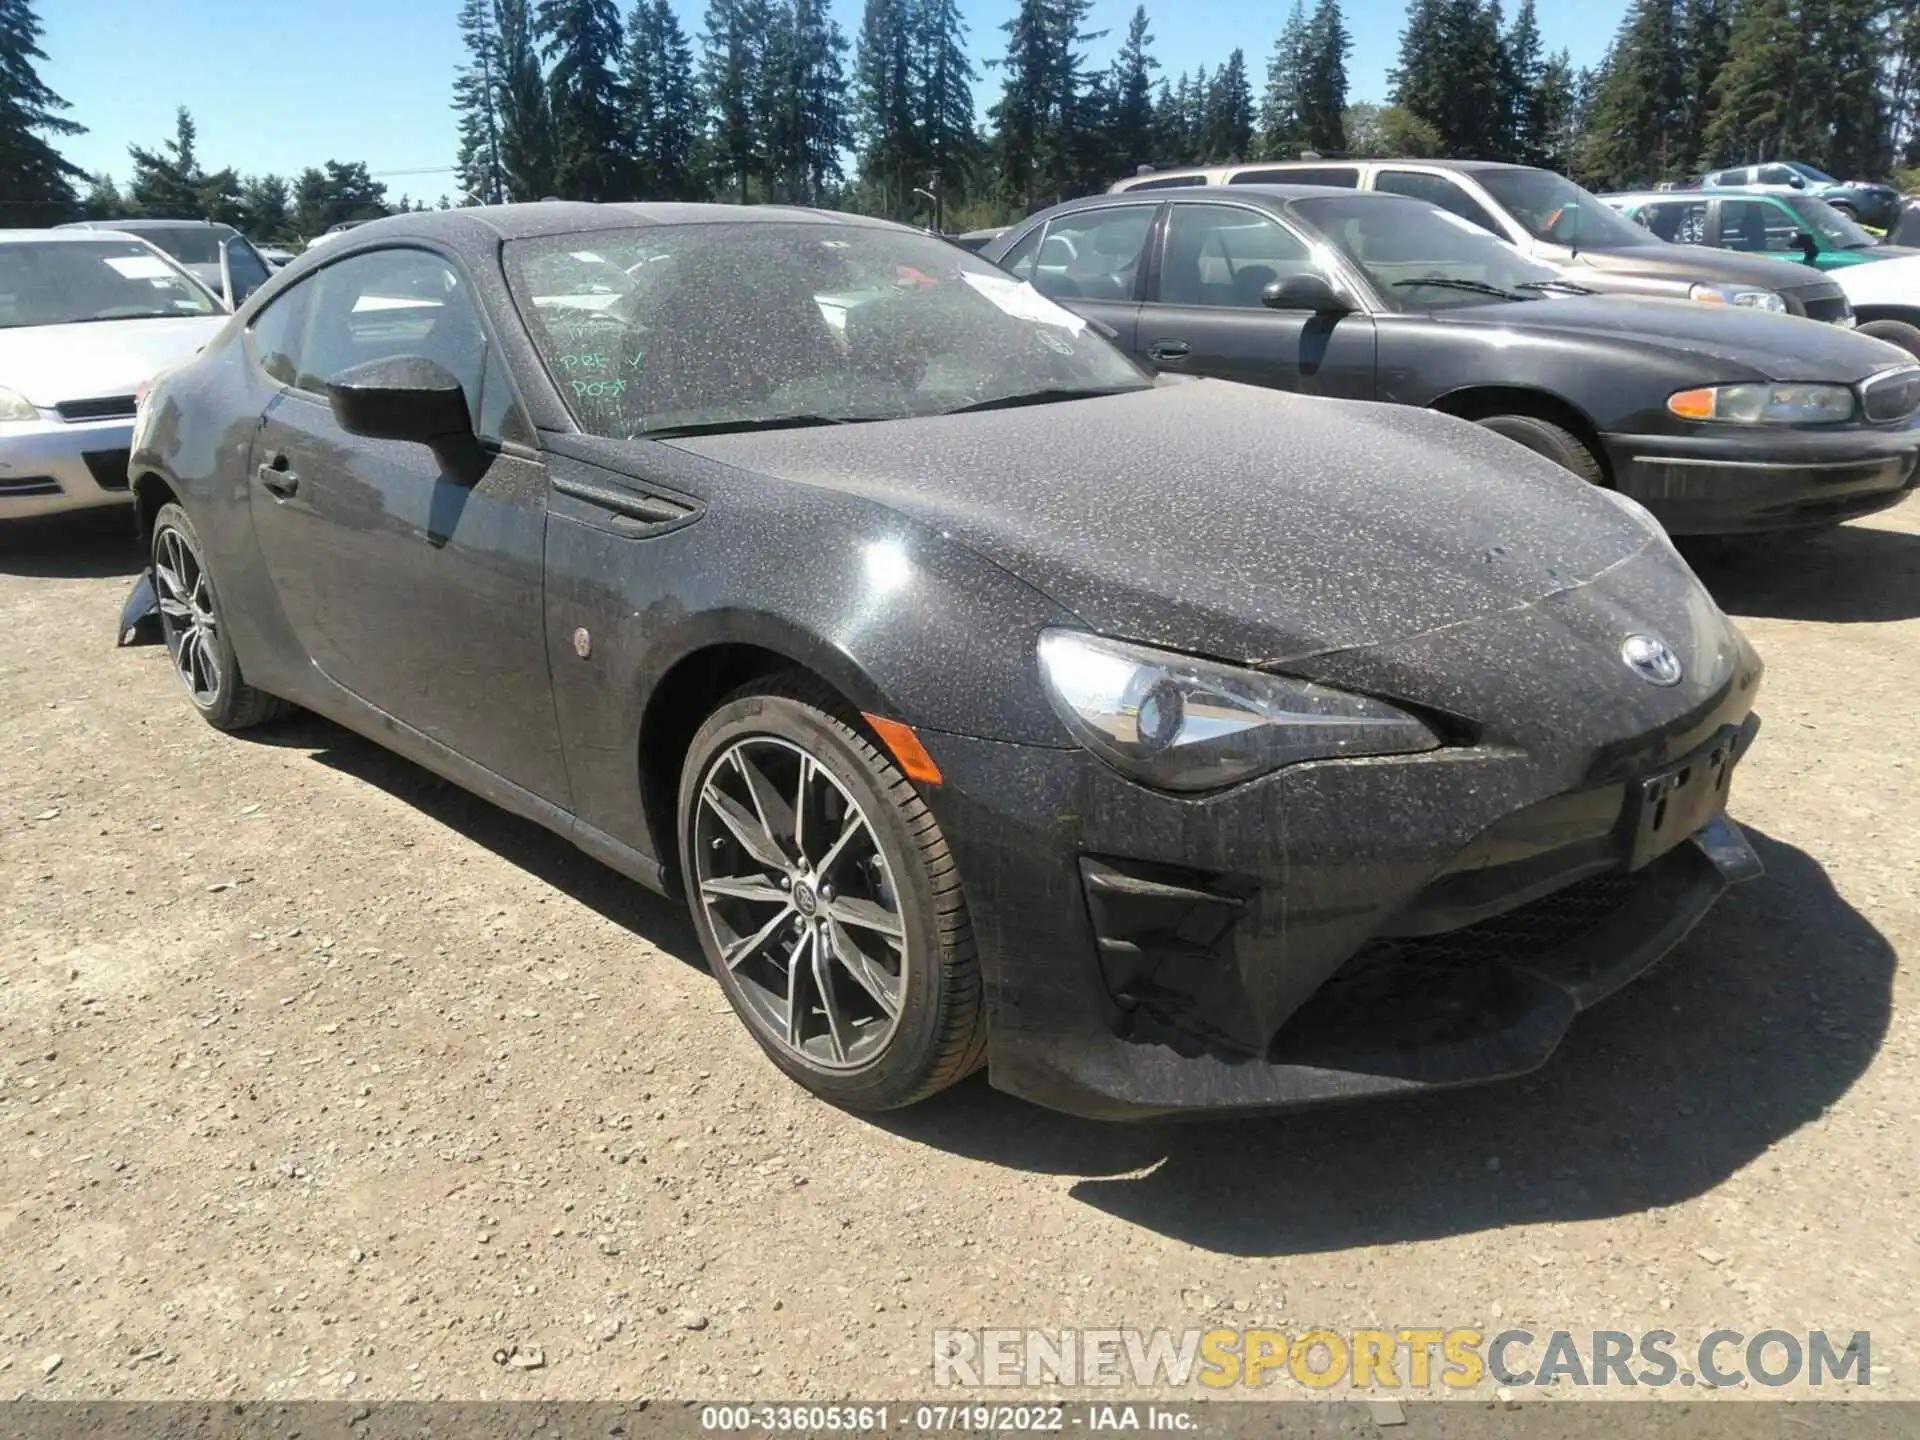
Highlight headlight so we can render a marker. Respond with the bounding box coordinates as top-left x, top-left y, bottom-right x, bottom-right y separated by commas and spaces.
1687, 282, 1786, 313
0, 385, 38, 422
1668, 382, 1855, 424
1036, 630, 1440, 793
